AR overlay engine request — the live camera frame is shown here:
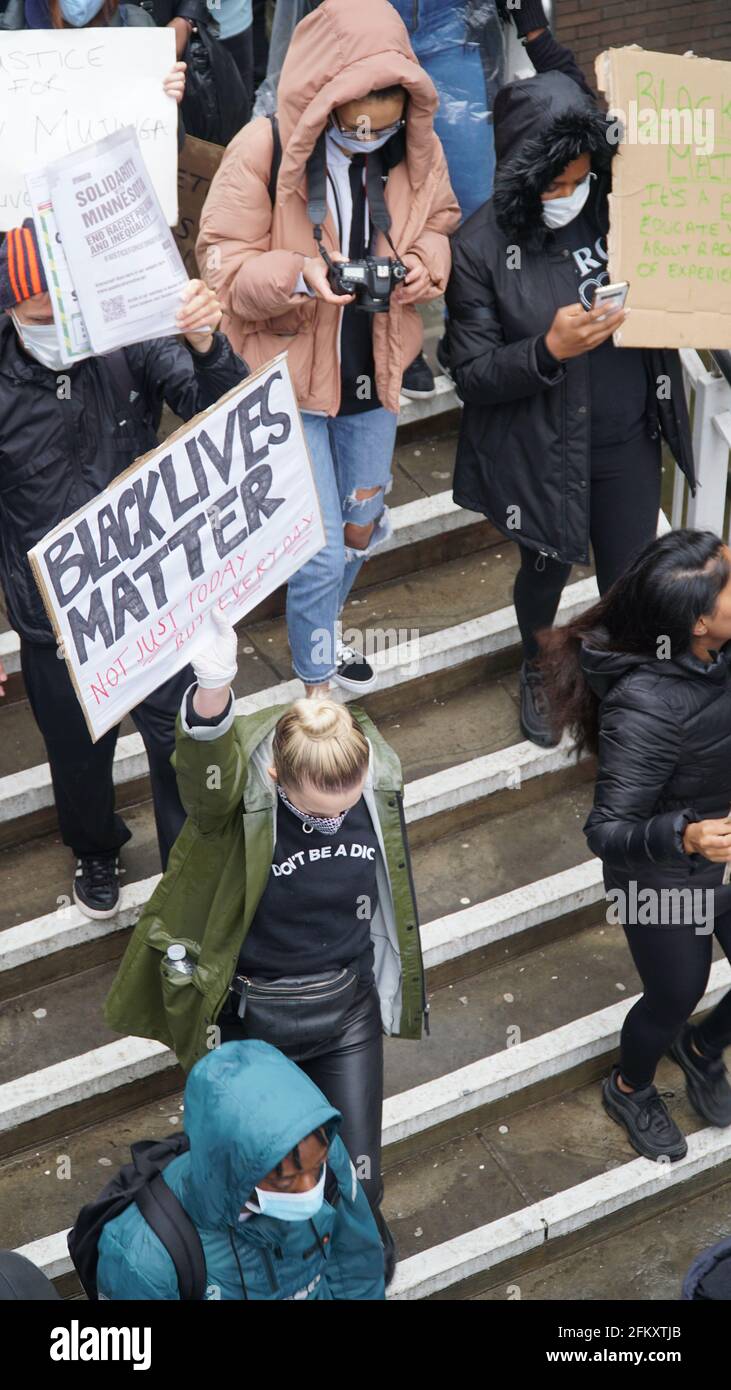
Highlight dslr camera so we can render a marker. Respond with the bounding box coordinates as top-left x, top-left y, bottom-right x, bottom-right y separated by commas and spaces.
327, 254, 408, 312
